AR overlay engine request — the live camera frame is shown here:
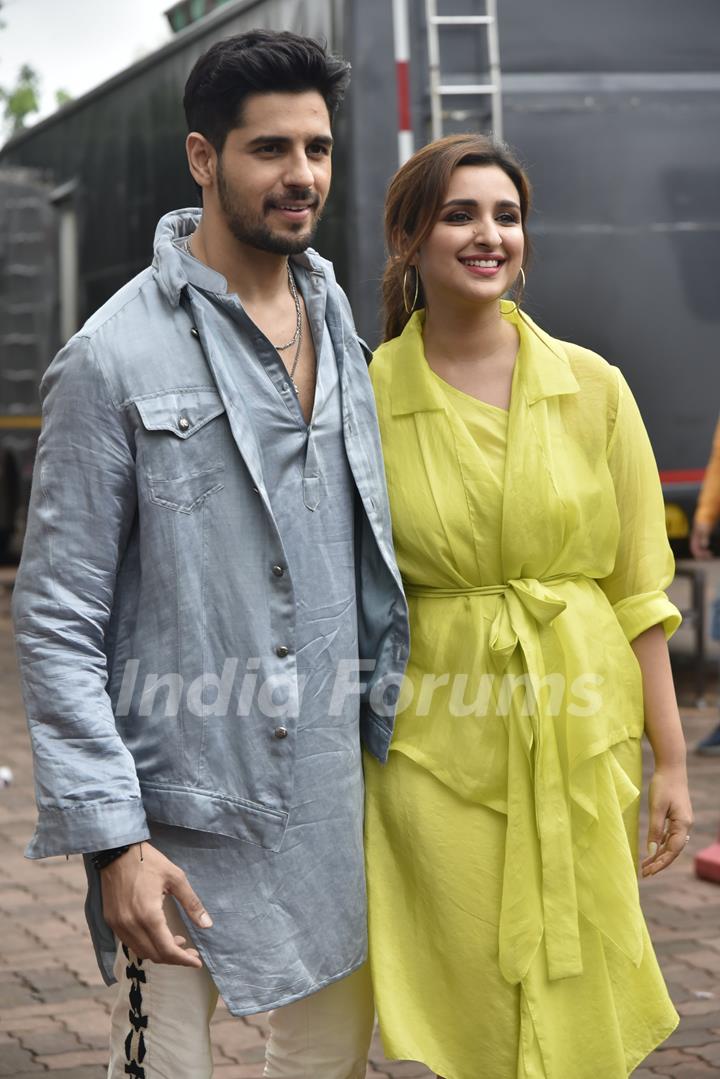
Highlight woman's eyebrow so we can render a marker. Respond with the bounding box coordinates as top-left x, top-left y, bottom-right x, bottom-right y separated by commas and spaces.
440, 197, 521, 210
